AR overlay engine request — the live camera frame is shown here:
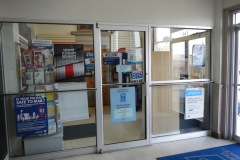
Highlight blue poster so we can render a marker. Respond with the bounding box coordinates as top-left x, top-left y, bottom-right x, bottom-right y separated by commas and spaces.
103, 53, 120, 65
110, 87, 136, 123
14, 96, 48, 136
131, 71, 143, 81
